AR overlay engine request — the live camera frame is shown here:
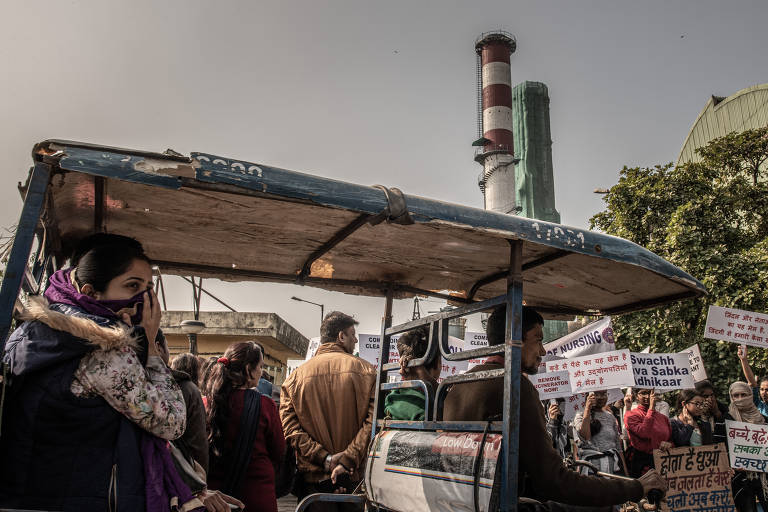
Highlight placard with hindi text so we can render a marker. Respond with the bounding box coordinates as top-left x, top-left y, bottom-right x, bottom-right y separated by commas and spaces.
653, 444, 735, 512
